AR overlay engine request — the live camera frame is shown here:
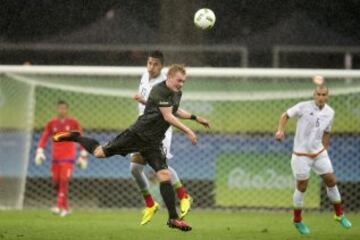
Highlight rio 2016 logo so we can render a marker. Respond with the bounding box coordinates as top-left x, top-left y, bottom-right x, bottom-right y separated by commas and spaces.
227, 167, 294, 189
